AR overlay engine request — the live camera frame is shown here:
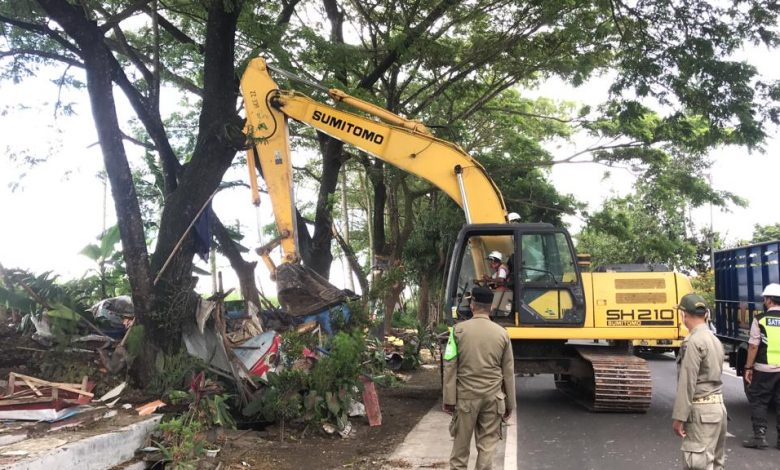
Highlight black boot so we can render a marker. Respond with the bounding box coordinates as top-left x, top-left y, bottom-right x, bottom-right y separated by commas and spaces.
743, 426, 768, 449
